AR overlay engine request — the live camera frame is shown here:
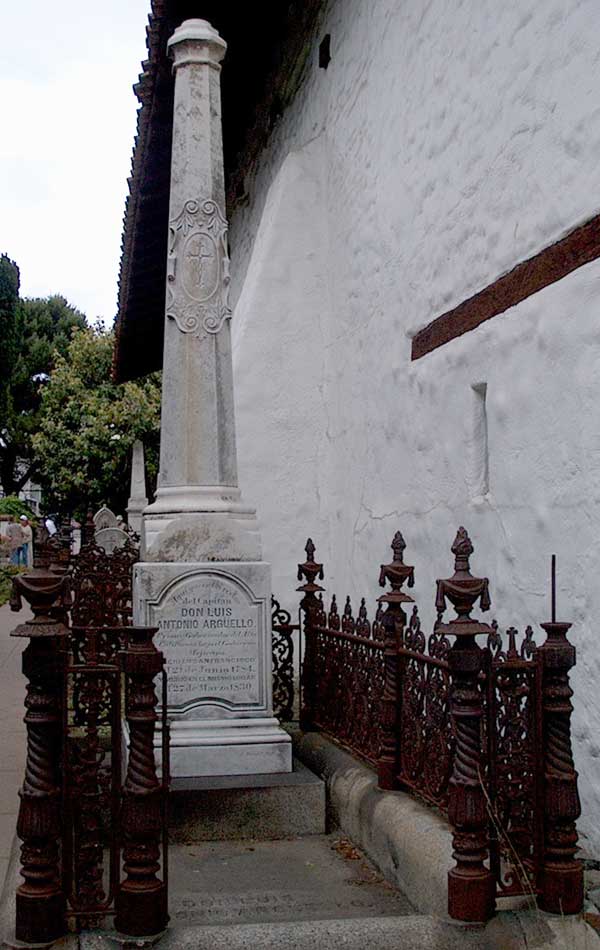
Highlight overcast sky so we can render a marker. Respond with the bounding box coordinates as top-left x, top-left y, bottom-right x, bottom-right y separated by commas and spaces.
1, 1, 151, 324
